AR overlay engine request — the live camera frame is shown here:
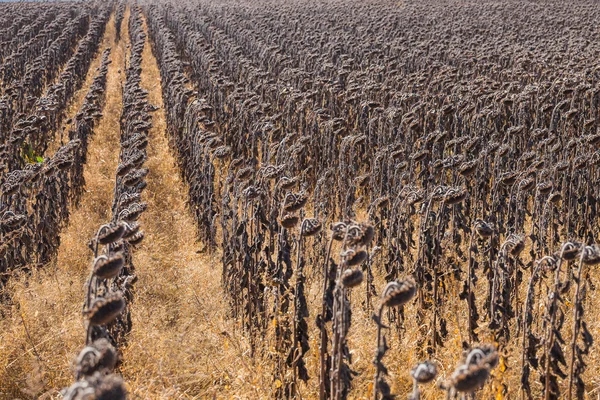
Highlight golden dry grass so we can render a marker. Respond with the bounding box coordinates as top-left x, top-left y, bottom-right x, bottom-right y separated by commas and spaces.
1, 8, 600, 400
